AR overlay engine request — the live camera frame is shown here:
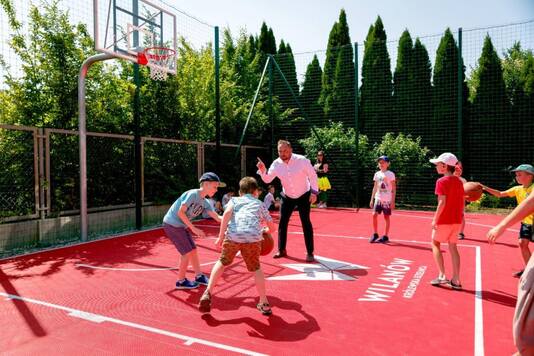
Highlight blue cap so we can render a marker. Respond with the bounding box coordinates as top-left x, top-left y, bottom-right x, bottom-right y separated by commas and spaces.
377, 155, 390, 162
199, 172, 226, 187
511, 164, 534, 175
